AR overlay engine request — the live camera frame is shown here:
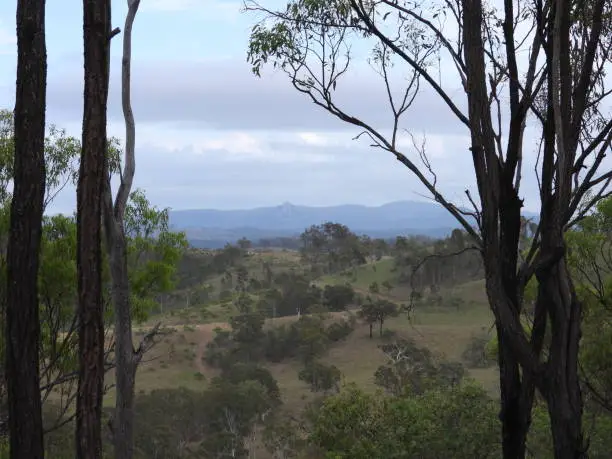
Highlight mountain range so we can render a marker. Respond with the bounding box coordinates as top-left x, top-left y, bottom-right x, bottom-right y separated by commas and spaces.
169, 200, 538, 249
